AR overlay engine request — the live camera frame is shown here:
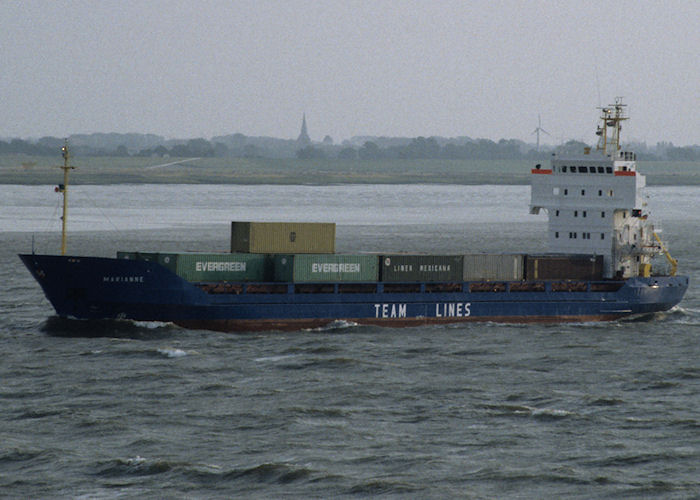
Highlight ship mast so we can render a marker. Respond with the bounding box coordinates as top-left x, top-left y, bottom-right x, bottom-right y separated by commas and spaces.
57, 140, 76, 255
595, 97, 628, 156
